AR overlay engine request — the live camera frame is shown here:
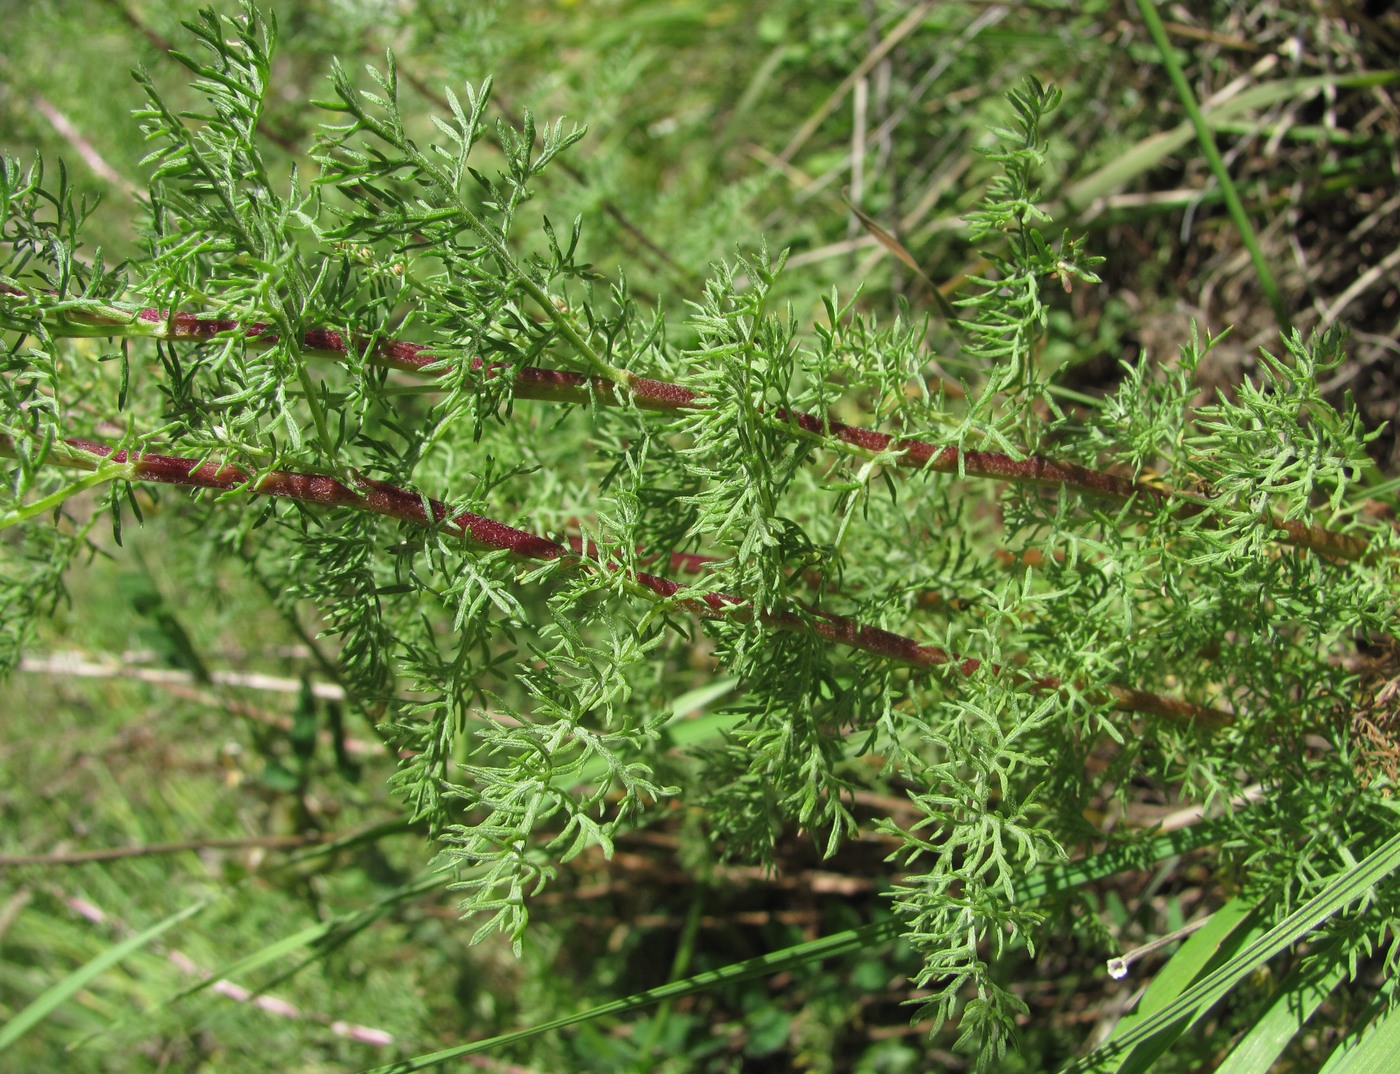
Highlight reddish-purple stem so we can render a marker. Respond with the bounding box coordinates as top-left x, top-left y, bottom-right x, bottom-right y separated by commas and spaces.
0, 288, 1371, 560
26, 434, 1230, 726
115, 304, 1370, 562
